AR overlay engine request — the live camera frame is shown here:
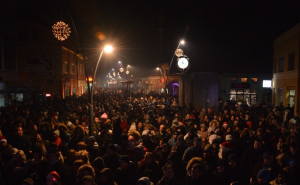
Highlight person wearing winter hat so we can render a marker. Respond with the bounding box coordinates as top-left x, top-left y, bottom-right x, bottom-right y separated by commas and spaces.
46, 171, 61, 185
254, 168, 270, 184
100, 168, 118, 185
101, 113, 108, 120
115, 155, 139, 185
102, 144, 121, 173
251, 151, 281, 184
218, 141, 233, 159
137, 176, 154, 185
